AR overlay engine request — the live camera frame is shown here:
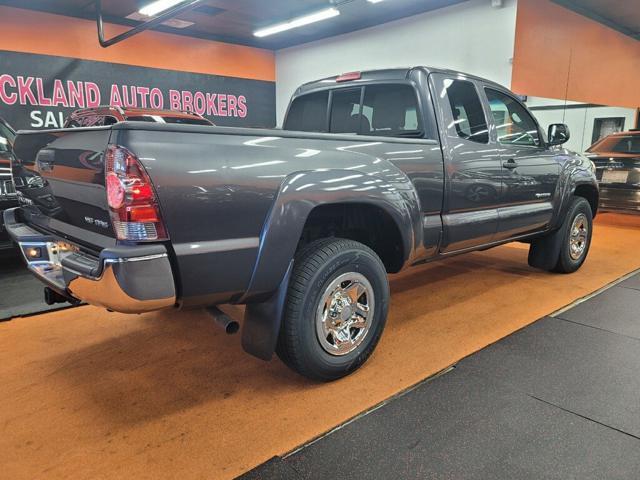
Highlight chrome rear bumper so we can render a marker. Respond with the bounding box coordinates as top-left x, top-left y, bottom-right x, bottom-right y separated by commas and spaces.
3, 207, 176, 313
